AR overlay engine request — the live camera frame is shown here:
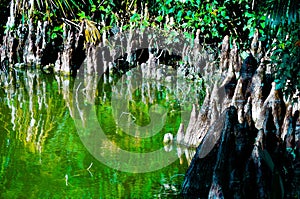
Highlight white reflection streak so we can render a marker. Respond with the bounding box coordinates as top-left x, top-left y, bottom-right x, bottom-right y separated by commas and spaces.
86, 162, 93, 177
75, 82, 86, 127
